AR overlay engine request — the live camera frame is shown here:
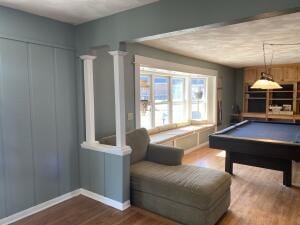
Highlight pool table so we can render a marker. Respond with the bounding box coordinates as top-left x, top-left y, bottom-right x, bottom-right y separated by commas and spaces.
209, 120, 300, 186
